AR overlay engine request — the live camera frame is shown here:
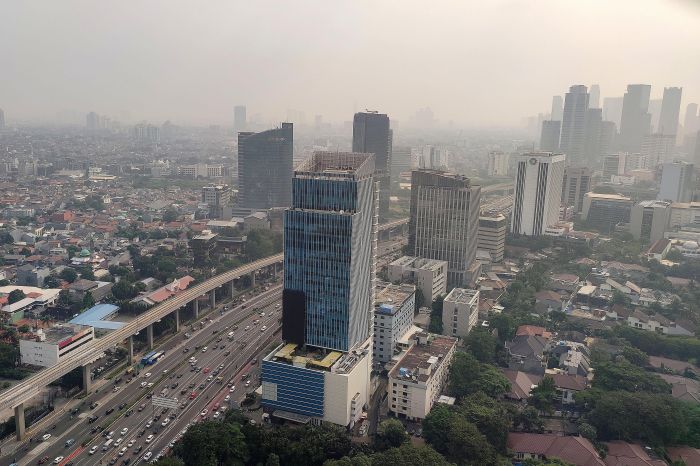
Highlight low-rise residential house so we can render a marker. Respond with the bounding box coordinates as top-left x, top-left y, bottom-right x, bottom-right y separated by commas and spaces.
604, 441, 668, 466
667, 446, 700, 465
646, 238, 672, 261
506, 335, 549, 375
534, 290, 564, 314
132, 276, 195, 306
551, 341, 591, 377
549, 373, 588, 404
658, 374, 700, 403
626, 309, 695, 336
68, 279, 113, 303
501, 369, 542, 401
506, 432, 605, 466
549, 273, 580, 292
